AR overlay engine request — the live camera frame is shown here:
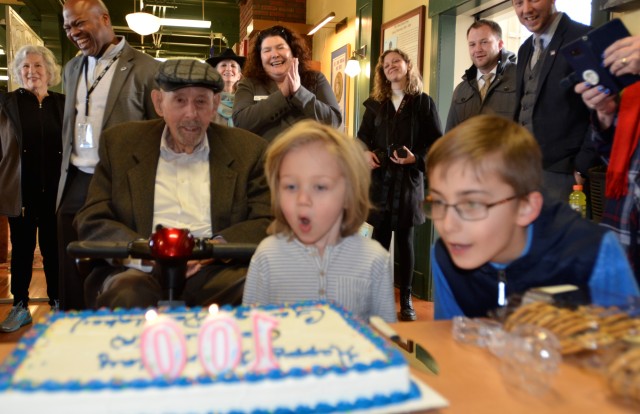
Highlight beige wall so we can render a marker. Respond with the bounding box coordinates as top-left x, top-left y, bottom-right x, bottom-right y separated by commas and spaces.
616, 8, 640, 34
307, 1, 438, 135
